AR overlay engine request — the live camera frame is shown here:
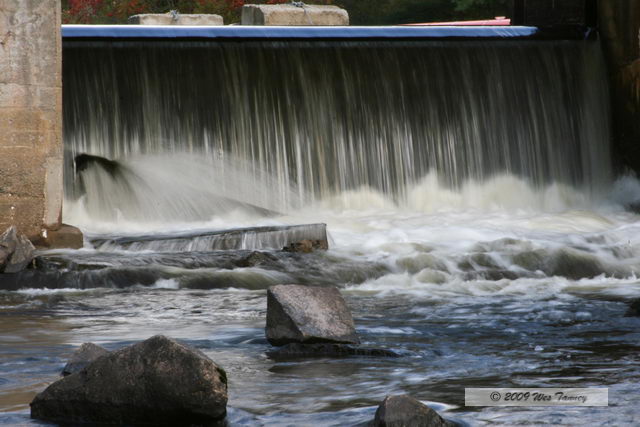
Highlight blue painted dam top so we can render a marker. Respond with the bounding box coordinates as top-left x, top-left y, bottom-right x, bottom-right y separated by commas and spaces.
61, 24, 538, 40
